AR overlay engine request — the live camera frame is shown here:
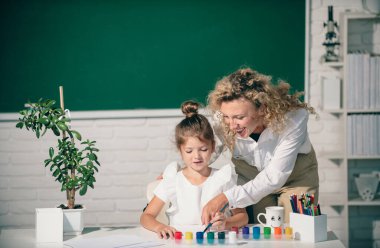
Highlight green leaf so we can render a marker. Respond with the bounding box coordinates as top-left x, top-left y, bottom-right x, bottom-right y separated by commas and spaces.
51, 125, 60, 136
16, 122, 24, 129
49, 147, 54, 158
41, 126, 48, 136
79, 184, 87, 196
44, 159, 51, 167
70, 130, 82, 141
56, 122, 68, 131
36, 128, 40, 138
53, 169, 60, 177
37, 117, 49, 125
88, 153, 97, 161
